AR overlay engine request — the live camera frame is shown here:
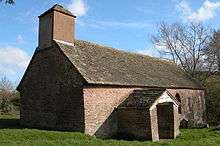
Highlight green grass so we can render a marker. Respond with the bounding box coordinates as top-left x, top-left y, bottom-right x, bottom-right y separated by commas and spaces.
0, 115, 220, 146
